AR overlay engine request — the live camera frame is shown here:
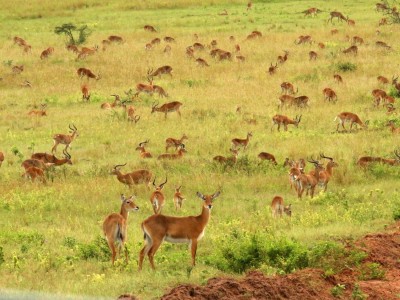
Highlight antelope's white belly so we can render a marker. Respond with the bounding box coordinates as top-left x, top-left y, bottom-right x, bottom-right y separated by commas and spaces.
165, 236, 190, 243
